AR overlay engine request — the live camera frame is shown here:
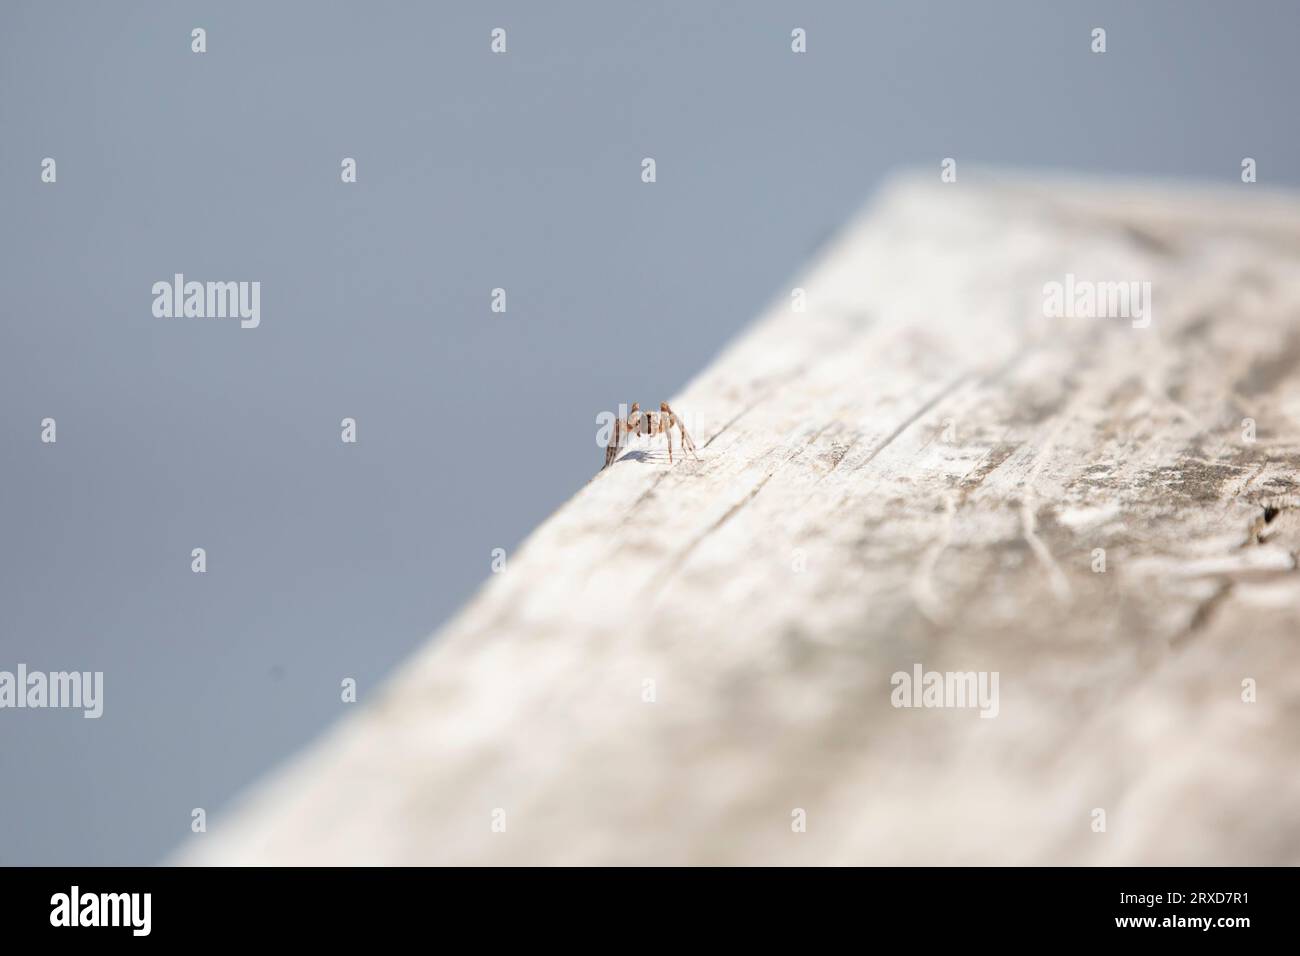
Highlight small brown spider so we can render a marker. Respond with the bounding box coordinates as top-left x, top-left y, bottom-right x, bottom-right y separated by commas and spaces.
602, 402, 700, 469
